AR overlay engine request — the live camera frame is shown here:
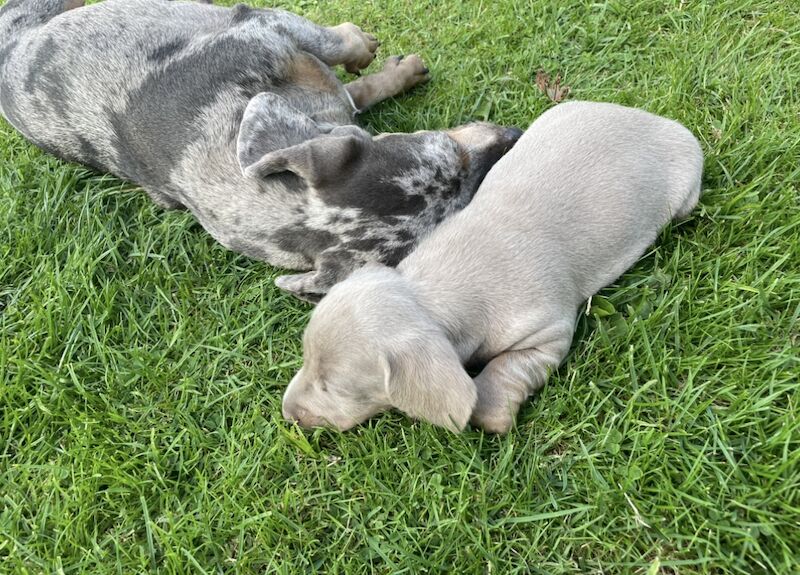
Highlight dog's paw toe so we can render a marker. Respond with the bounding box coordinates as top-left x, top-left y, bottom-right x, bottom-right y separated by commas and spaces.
336, 23, 379, 73
364, 33, 380, 54
400, 54, 431, 87
470, 409, 514, 434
